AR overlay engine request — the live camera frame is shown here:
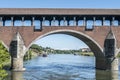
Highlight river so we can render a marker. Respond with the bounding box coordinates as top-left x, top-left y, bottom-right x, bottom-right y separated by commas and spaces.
7, 54, 120, 80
